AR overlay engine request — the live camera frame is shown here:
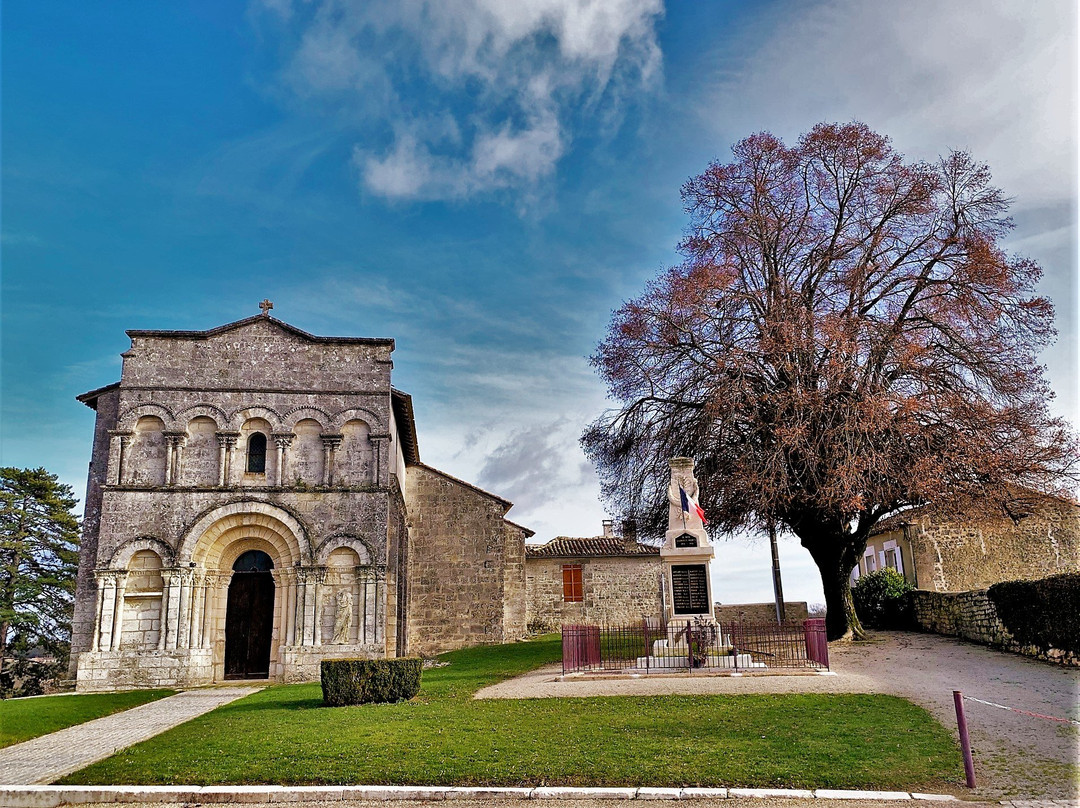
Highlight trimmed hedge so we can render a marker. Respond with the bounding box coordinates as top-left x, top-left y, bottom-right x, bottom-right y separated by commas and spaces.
987, 572, 1080, 654
321, 658, 422, 706
852, 568, 914, 630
